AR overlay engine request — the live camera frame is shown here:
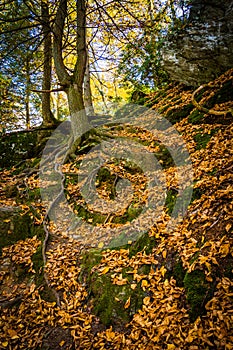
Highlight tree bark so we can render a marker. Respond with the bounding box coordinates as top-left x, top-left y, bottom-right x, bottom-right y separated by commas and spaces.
52, 0, 90, 141
41, 0, 57, 126
25, 55, 30, 129
67, 84, 90, 139
84, 53, 95, 116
